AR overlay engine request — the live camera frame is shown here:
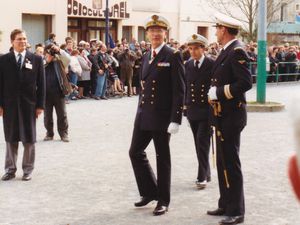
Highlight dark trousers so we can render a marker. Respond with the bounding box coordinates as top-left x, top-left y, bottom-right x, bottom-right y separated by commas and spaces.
90, 72, 98, 96
44, 94, 68, 138
5, 142, 35, 175
189, 120, 211, 182
129, 125, 171, 206
217, 132, 245, 216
